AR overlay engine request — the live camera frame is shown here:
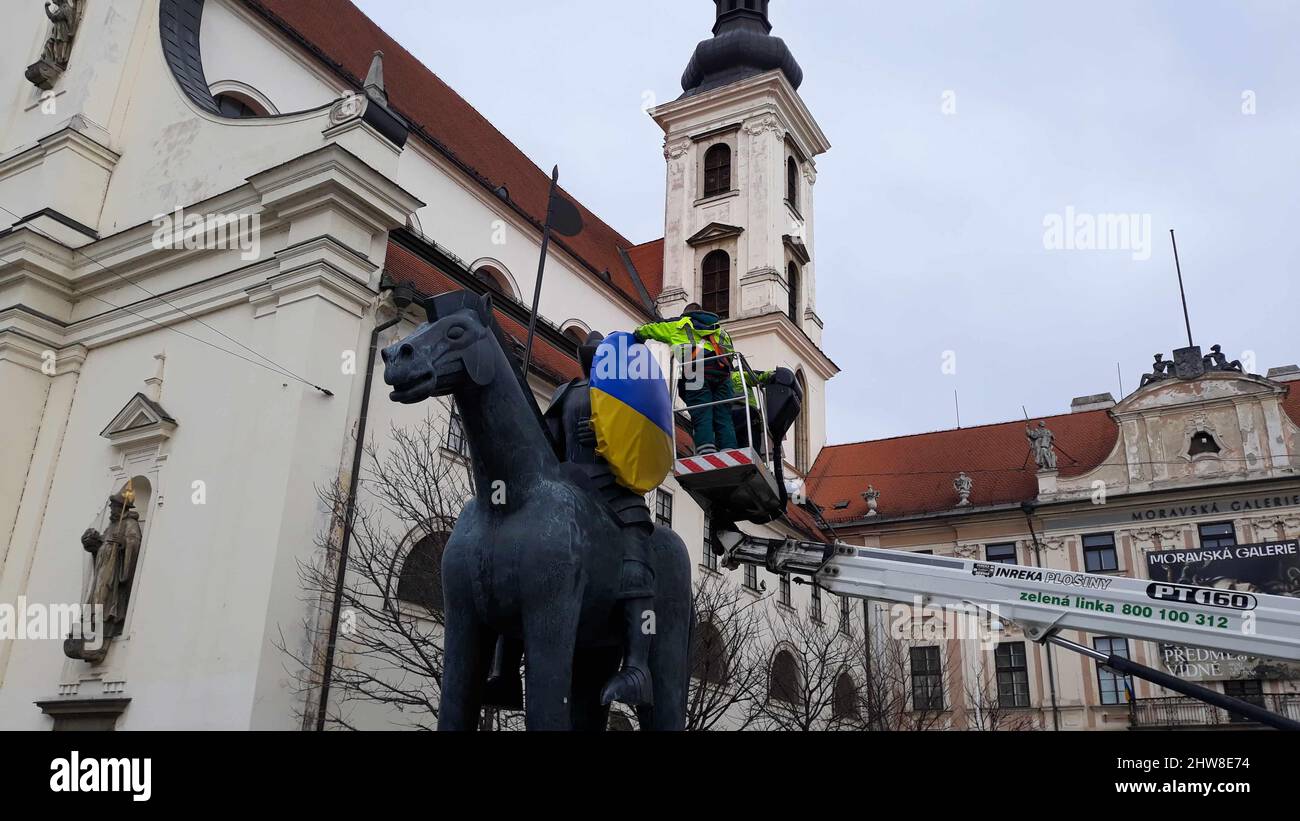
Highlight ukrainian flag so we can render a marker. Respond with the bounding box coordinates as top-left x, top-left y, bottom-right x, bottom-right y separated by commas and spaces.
589, 332, 674, 494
